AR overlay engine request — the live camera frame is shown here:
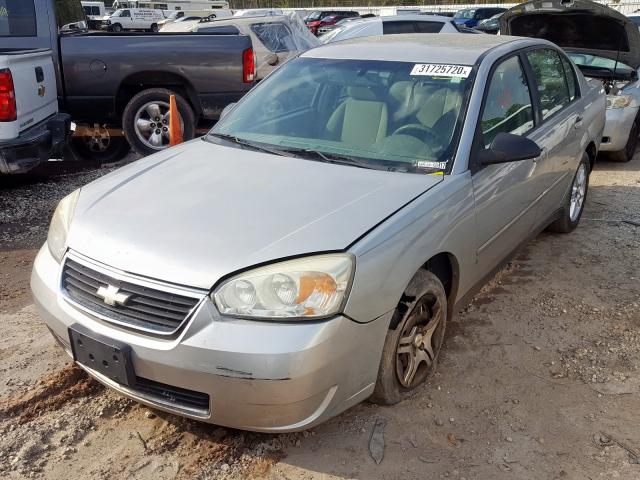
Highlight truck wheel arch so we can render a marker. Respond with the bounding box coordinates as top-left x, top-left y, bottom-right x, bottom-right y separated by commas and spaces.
115, 71, 201, 119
